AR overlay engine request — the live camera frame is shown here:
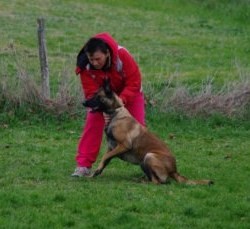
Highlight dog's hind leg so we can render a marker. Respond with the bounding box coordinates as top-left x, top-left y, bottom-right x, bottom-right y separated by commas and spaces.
142, 153, 168, 184
92, 143, 128, 177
